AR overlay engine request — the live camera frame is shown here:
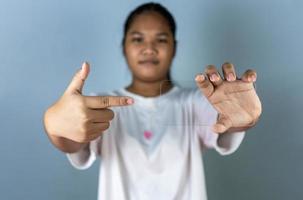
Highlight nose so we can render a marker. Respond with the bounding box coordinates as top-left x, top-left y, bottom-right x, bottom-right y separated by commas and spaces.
142, 41, 158, 56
